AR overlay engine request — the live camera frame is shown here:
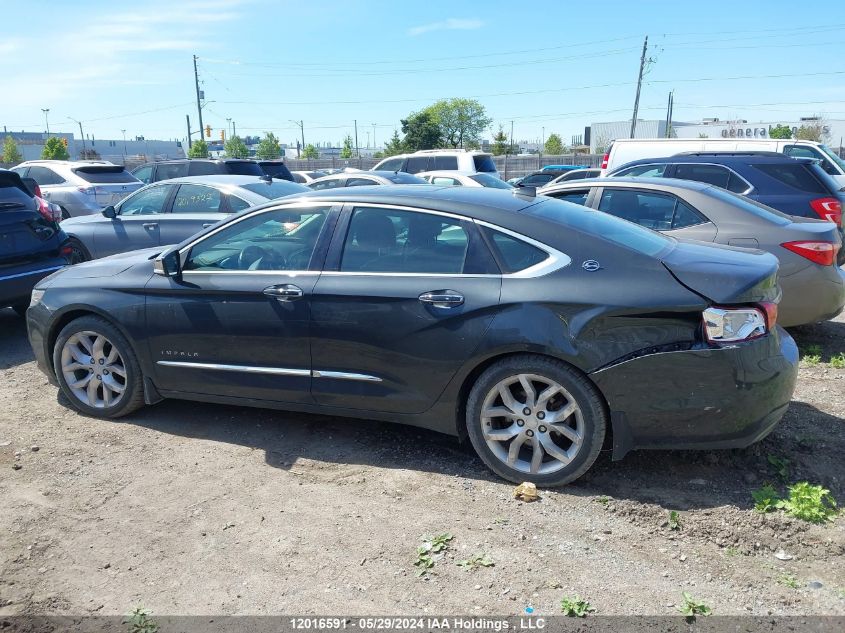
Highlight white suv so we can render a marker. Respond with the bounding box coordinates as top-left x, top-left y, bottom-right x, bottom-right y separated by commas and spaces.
373, 149, 499, 178
12, 160, 143, 218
